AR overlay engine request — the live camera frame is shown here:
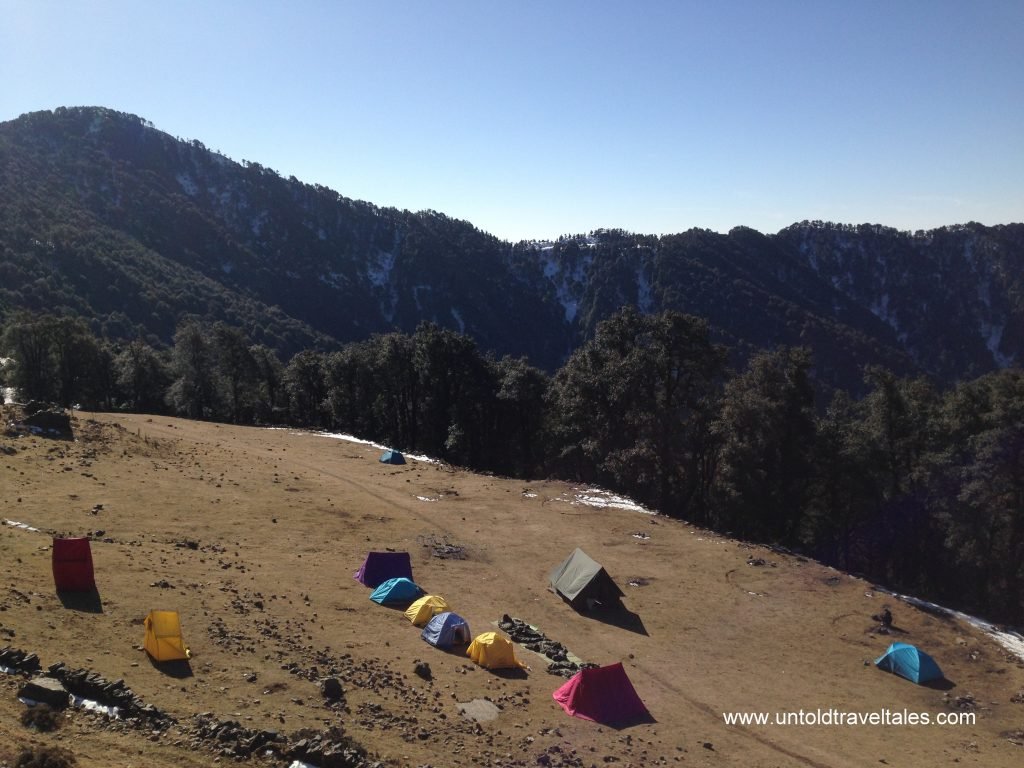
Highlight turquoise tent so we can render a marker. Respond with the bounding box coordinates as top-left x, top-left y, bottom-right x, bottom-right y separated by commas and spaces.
874, 642, 943, 684
421, 612, 471, 649
370, 577, 423, 605
380, 450, 406, 465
